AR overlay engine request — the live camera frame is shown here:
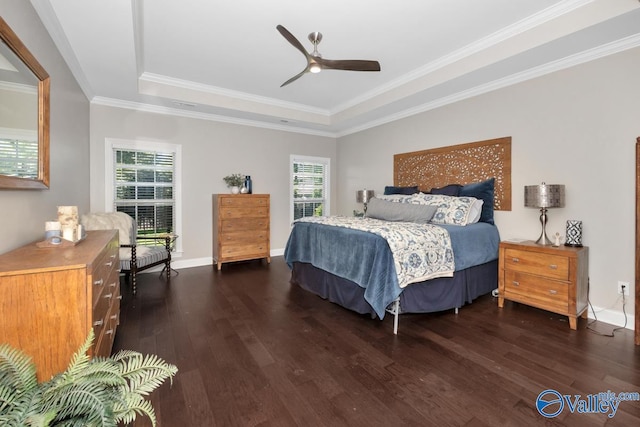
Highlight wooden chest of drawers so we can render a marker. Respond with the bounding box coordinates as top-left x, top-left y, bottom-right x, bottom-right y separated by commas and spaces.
498, 240, 588, 330
0, 230, 120, 381
212, 194, 270, 270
